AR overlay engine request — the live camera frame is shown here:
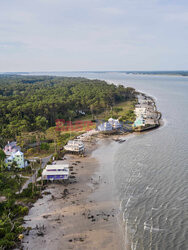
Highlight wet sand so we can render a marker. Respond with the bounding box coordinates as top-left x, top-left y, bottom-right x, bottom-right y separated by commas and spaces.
22, 140, 125, 250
